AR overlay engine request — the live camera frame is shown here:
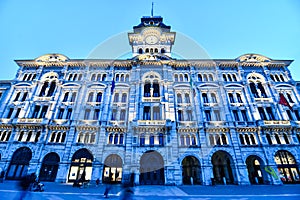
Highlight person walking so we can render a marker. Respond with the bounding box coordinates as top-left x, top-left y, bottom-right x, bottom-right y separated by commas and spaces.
103, 173, 113, 198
